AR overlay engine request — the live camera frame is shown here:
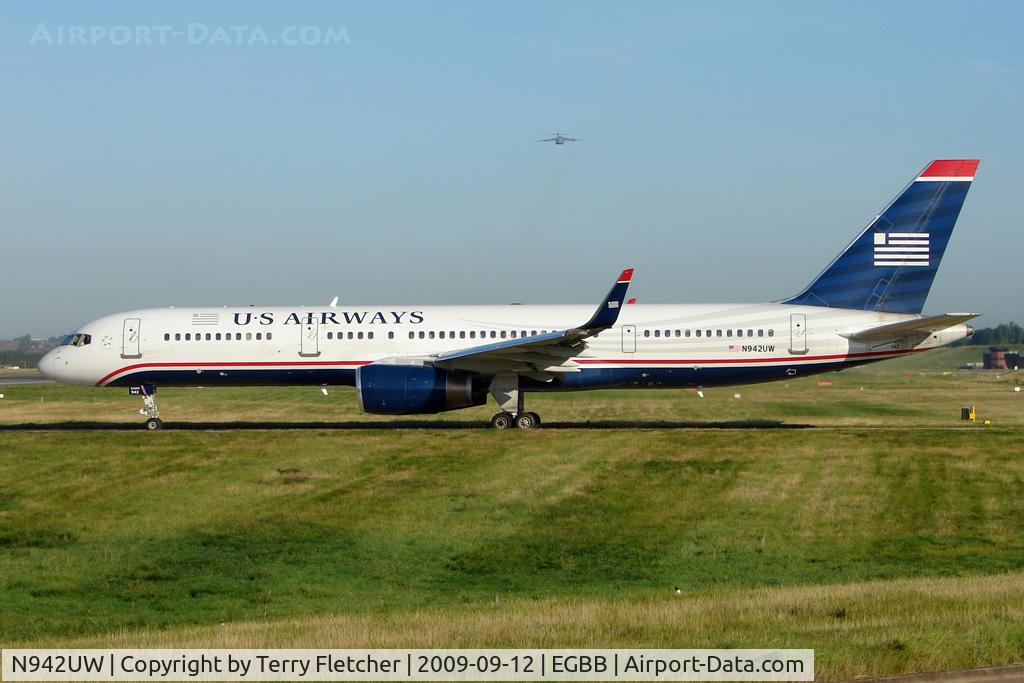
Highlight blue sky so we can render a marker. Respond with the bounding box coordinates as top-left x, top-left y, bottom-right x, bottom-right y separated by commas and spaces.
2, 1, 1021, 337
